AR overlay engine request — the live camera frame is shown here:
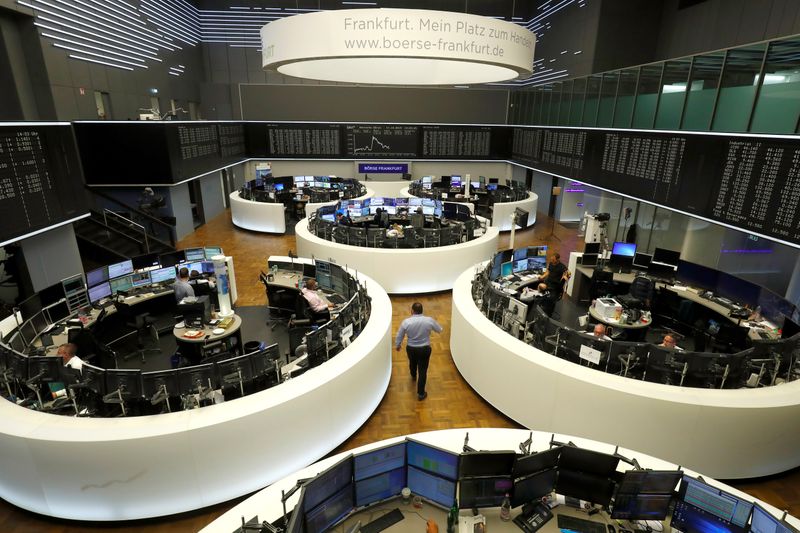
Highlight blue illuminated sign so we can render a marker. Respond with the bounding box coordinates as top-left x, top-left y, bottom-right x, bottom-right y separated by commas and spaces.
358, 163, 408, 174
